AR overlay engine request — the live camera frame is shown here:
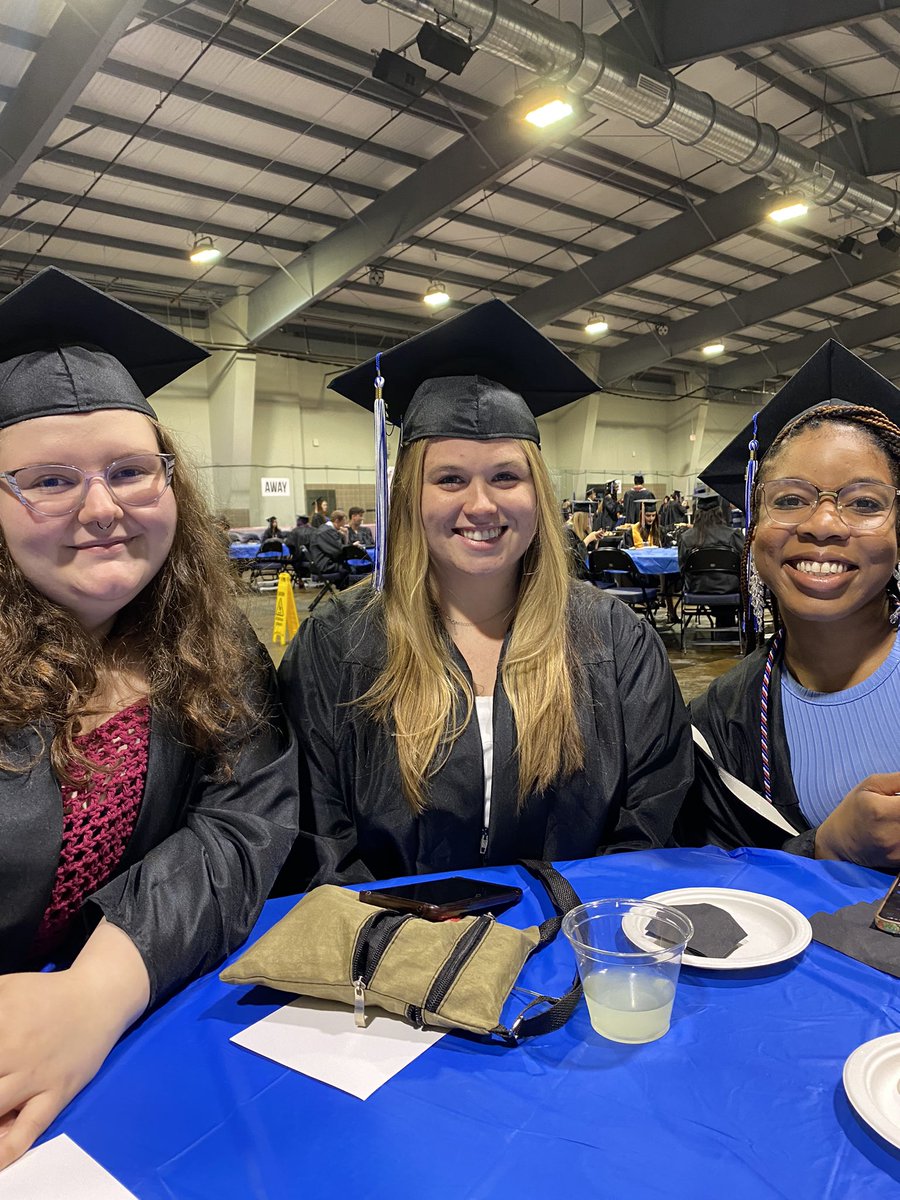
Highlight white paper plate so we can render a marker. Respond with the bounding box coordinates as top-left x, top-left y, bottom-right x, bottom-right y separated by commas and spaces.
639, 886, 812, 970
844, 1034, 900, 1149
